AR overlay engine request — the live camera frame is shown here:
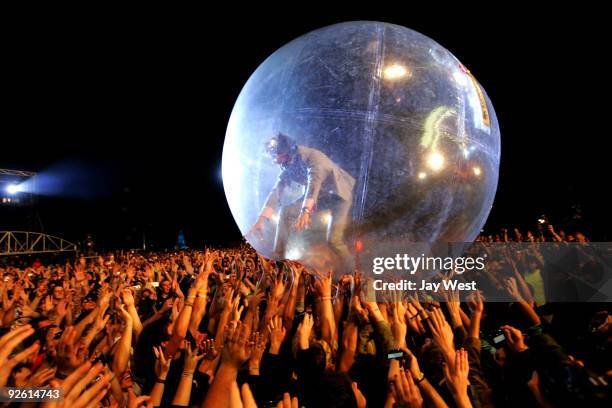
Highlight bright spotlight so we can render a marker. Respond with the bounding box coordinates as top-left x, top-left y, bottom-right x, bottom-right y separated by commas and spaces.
383, 64, 409, 80
417, 172, 427, 180
426, 151, 445, 172
321, 212, 333, 225
472, 166, 482, 176
286, 248, 302, 260
6, 184, 20, 195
